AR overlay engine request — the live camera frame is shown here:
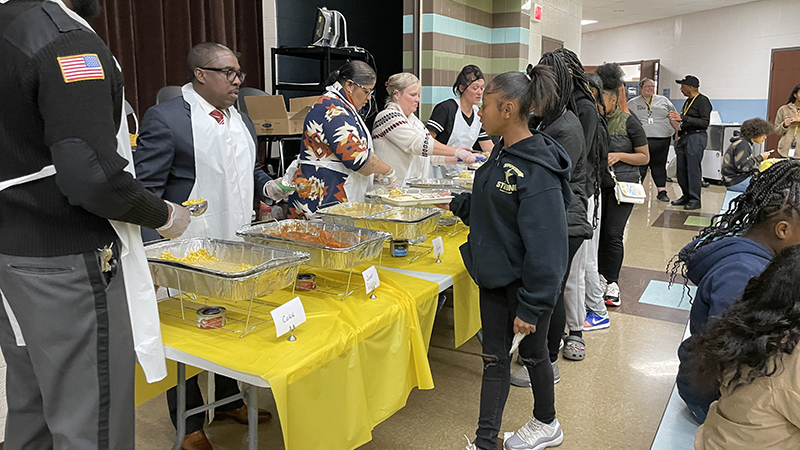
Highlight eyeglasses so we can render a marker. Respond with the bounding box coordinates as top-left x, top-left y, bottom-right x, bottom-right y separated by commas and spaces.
350, 80, 374, 97
199, 67, 246, 83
